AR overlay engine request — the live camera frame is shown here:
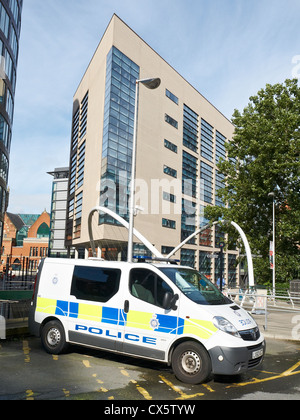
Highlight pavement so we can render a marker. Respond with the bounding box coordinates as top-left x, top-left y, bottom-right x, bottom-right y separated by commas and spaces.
252, 309, 300, 342
2, 307, 300, 342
